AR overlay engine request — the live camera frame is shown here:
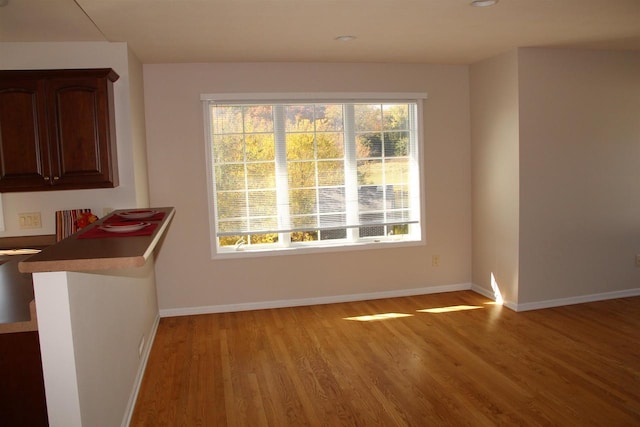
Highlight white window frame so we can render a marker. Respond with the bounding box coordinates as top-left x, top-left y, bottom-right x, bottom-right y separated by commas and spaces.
202, 92, 427, 258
